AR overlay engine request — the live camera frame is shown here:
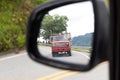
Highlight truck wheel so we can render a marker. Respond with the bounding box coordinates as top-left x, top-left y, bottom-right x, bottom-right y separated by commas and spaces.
68, 53, 71, 56
68, 51, 71, 56
52, 52, 57, 57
